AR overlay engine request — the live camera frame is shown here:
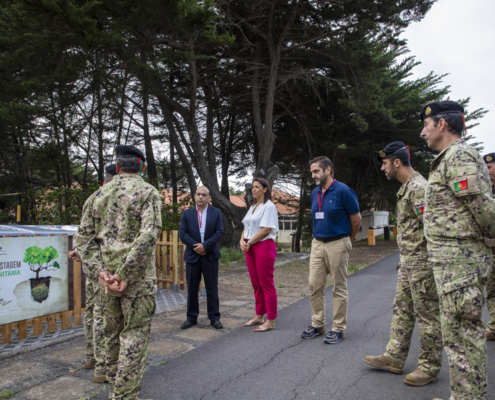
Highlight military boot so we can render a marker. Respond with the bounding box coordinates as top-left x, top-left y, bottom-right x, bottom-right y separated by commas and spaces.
486, 329, 495, 341
94, 374, 109, 383
364, 354, 403, 374
404, 368, 439, 386
84, 362, 95, 369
